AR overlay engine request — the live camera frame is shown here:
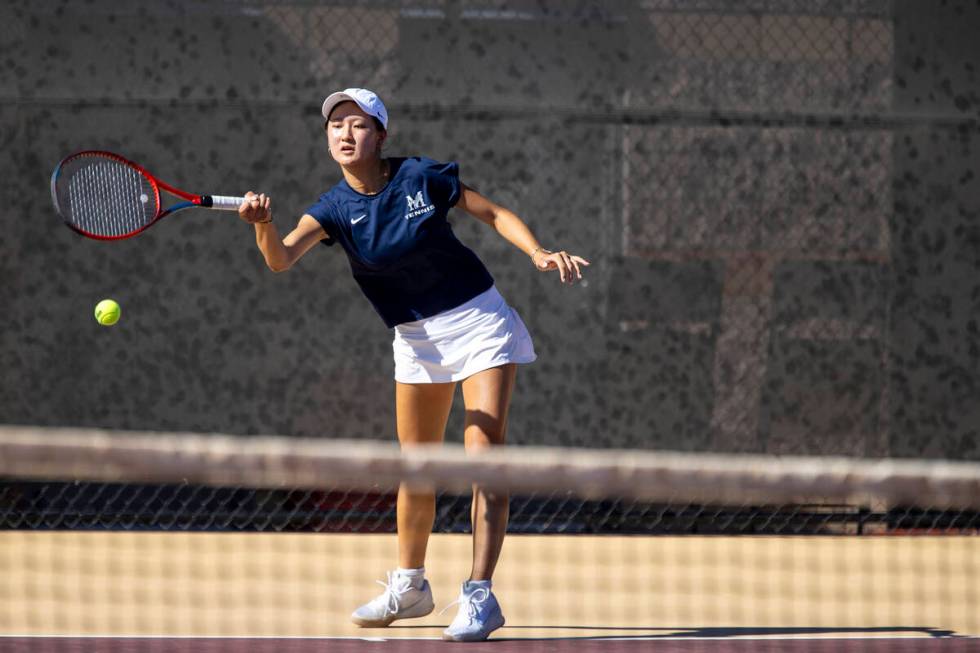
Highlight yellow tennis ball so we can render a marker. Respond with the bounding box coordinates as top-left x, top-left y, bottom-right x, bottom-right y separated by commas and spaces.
94, 299, 121, 326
